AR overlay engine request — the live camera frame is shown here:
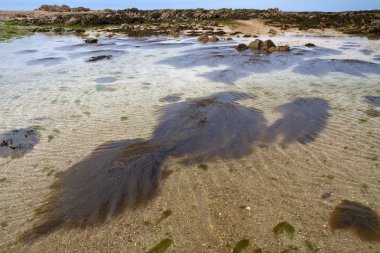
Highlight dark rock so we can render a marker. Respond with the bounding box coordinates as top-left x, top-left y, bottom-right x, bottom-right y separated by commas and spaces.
236, 43, 248, 51
305, 43, 316, 47
75, 28, 86, 34
85, 38, 98, 44
261, 39, 276, 51
248, 39, 263, 50
86, 55, 112, 62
